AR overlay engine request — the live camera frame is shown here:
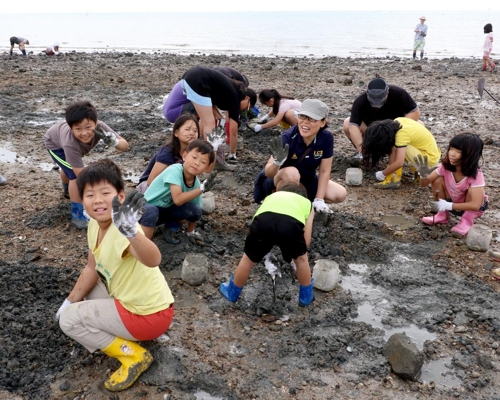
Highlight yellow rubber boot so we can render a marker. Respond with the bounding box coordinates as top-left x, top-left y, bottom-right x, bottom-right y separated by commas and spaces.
101, 337, 153, 392
374, 167, 402, 189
